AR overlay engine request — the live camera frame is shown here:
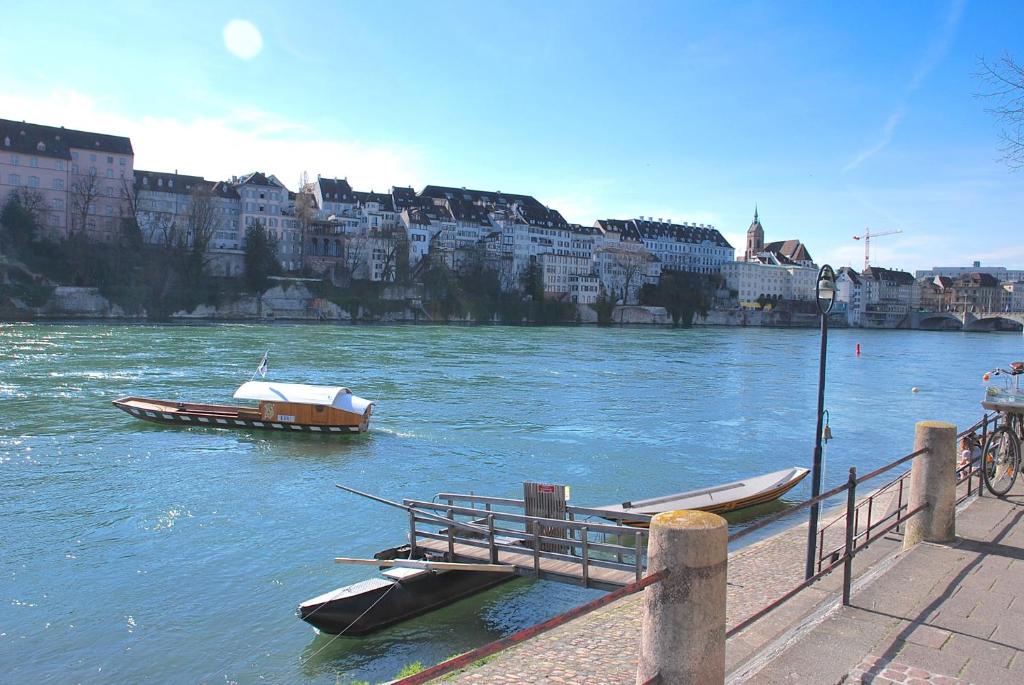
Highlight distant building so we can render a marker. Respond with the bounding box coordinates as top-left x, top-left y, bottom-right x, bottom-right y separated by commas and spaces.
949, 272, 1003, 313
1003, 282, 1024, 312
723, 209, 817, 306
915, 262, 1024, 283
0, 118, 134, 241
858, 266, 920, 327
